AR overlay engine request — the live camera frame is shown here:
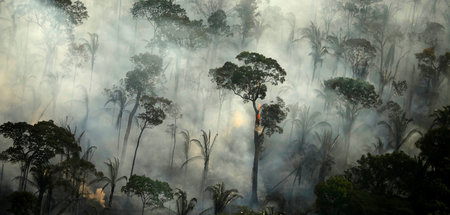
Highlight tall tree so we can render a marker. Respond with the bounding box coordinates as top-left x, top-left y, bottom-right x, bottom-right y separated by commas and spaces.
183, 130, 217, 193
301, 22, 328, 82
131, 0, 188, 48
0, 120, 76, 191
235, 0, 259, 46
104, 83, 129, 152
130, 96, 172, 178
209, 51, 288, 205
82, 32, 99, 92
414, 48, 450, 111
378, 102, 422, 151
324, 77, 380, 165
315, 130, 339, 182
205, 182, 242, 215
167, 103, 182, 169
122, 175, 173, 215
180, 129, 195, 177
121, 53, 164, 163
343, 38, 376, 80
